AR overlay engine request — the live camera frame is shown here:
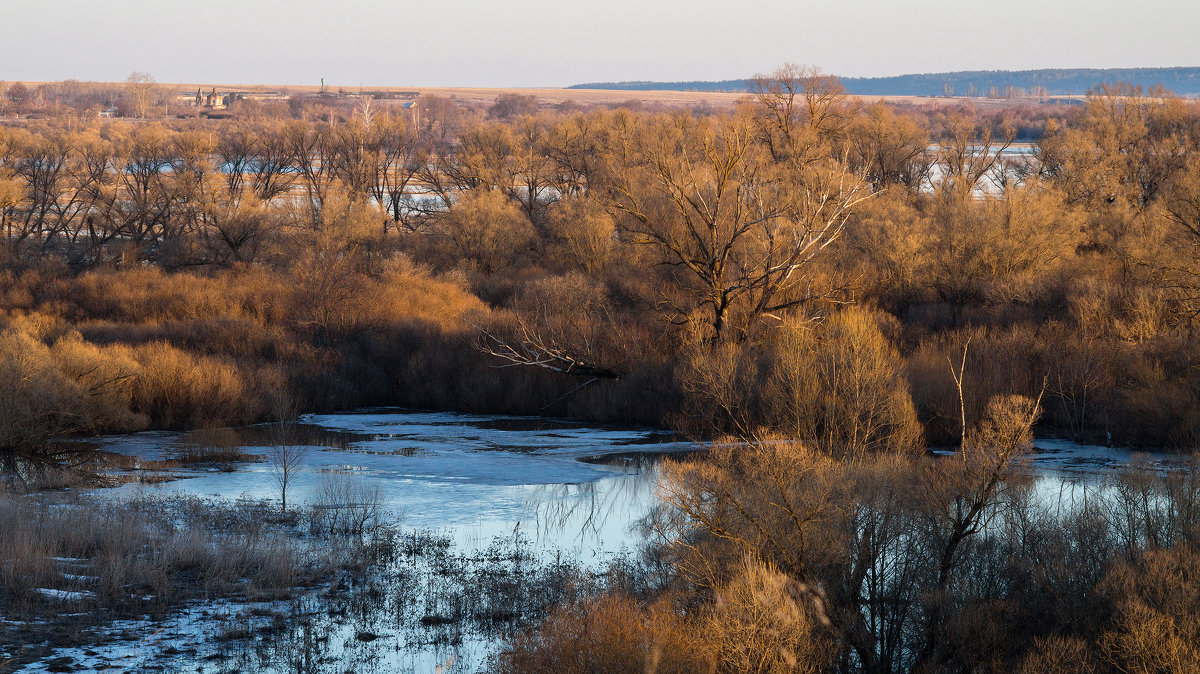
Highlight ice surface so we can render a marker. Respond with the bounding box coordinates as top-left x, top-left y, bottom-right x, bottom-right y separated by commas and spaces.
1027, 438, 1185, 477
90, 410, 1183, 554
96, 408, 685, 556
33, 588, 92, 601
